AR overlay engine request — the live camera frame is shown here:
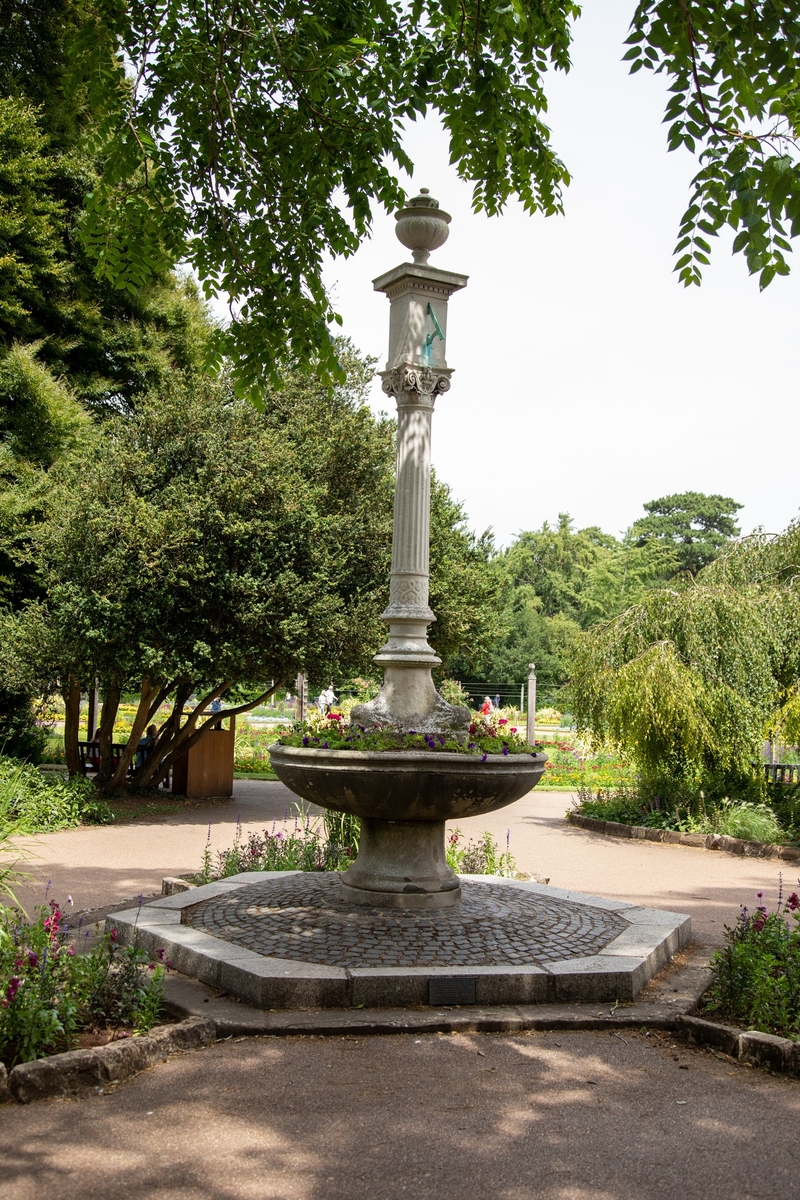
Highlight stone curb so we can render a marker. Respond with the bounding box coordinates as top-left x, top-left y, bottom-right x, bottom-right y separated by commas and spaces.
676, 1014, 800, 1076
161, 950, 714, 1039
567, 811, 800, 862
4, 1016, 216, 1105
